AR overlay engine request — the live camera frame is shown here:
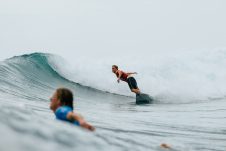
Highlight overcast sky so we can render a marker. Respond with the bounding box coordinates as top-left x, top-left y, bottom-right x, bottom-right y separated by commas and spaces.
0, 0, 226, 60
